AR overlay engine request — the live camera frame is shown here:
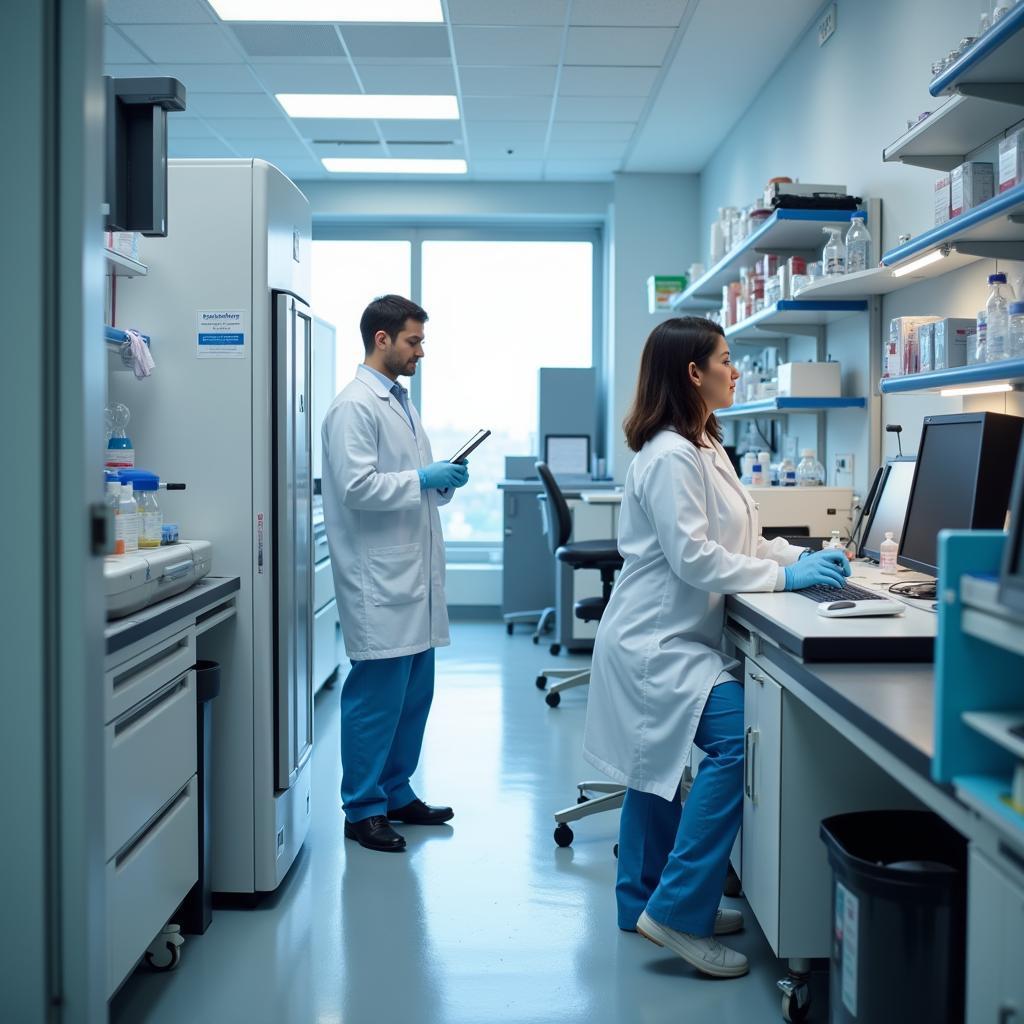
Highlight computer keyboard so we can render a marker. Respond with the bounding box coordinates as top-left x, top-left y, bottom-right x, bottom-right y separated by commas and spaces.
796, 581, 882, 604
